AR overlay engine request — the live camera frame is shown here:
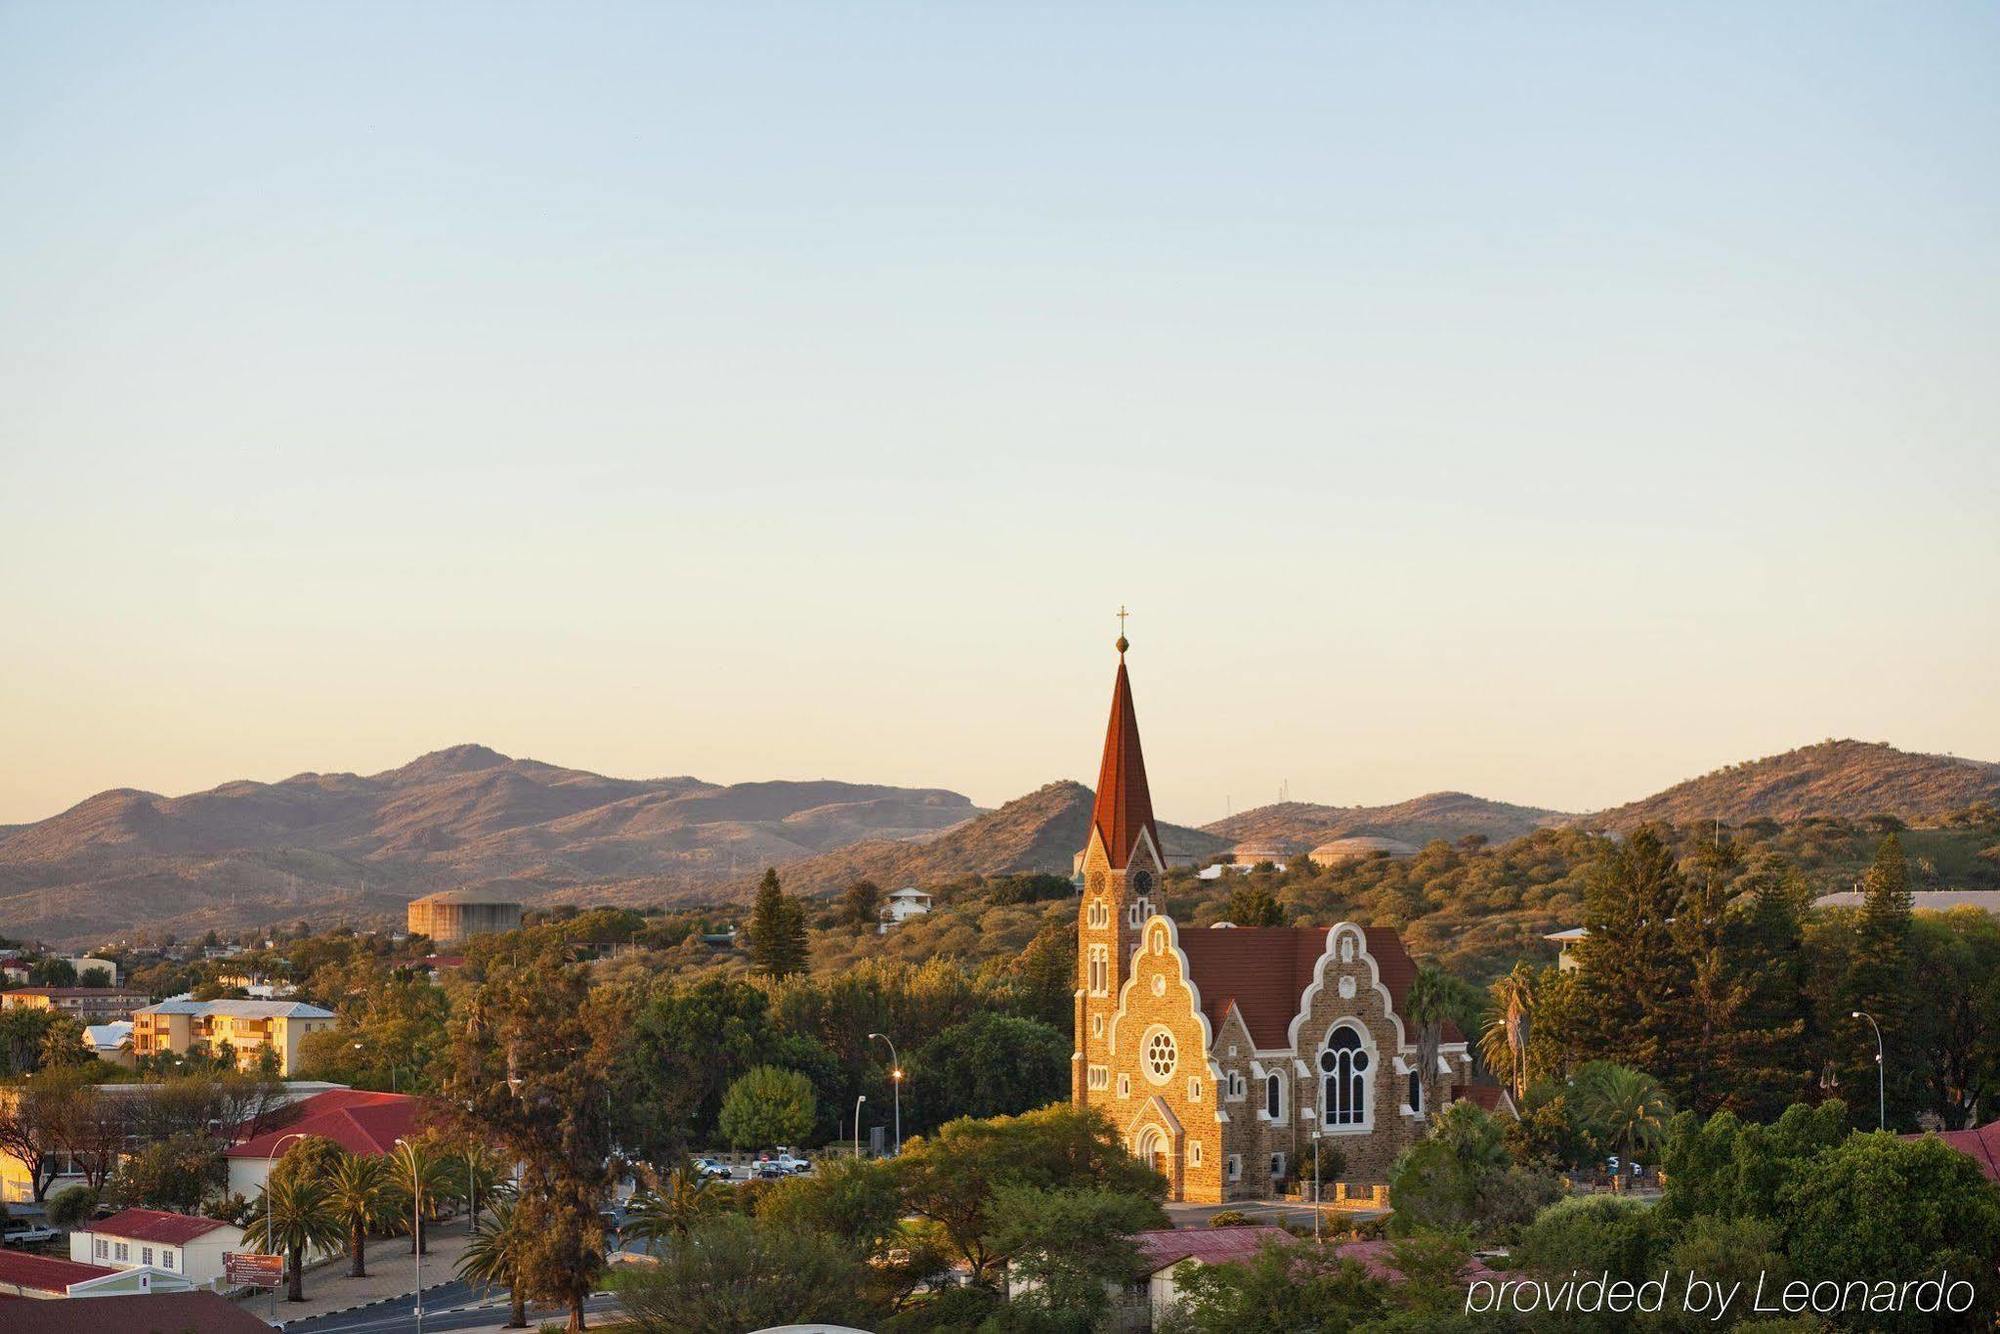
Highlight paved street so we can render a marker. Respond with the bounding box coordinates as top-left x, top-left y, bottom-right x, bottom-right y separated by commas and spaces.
1165, 1198, 1389, 1231
279, 1290, 621, 1333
